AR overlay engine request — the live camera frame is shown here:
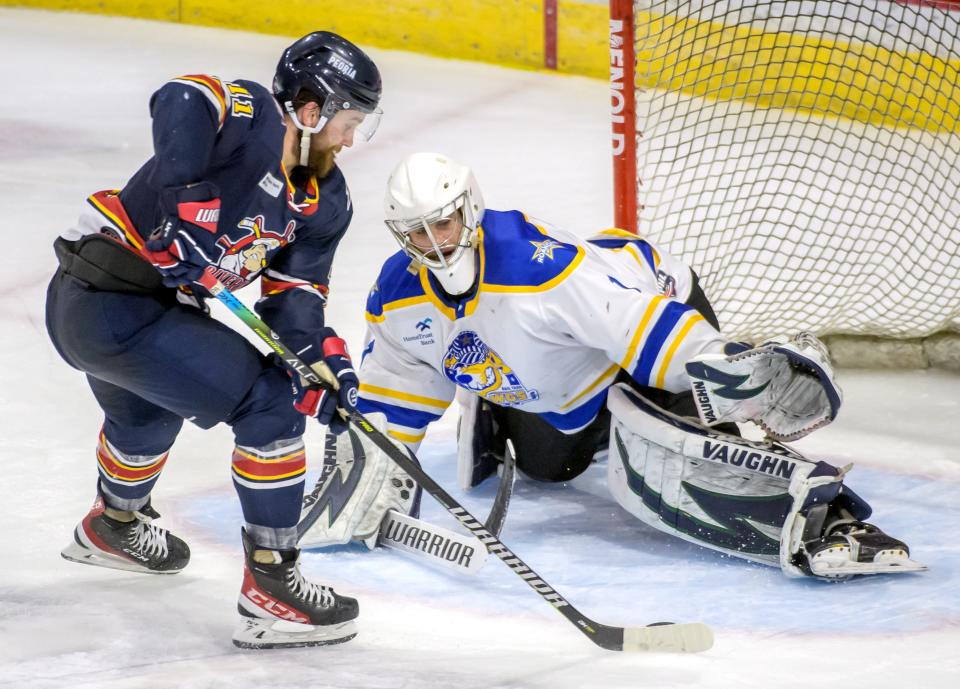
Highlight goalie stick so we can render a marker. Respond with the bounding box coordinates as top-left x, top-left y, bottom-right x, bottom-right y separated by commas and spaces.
199, 269, 714, 653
